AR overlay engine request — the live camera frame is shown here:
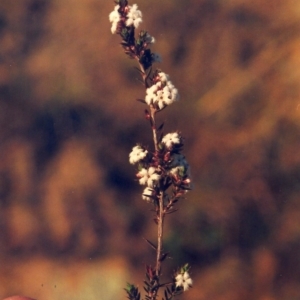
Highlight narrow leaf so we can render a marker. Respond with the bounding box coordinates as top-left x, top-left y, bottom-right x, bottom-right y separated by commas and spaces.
134, 66, 145, 74
143, 237, 157, 250
165, 209, 178, 215
159, 252, 169, 262
157, 122, 164, 131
